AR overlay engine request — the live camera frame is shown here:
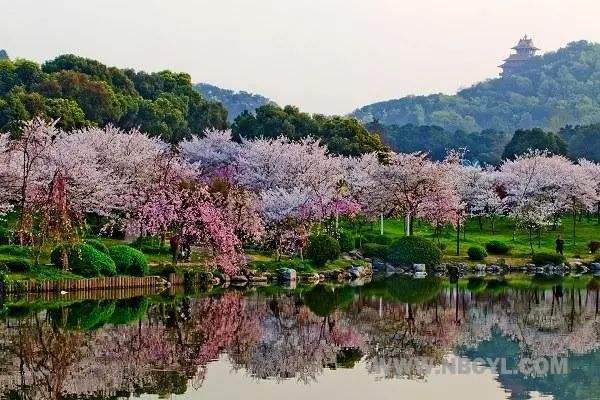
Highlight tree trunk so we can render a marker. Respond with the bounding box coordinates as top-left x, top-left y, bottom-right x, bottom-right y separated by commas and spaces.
380, 213, 384, 236
405, 213, 411, 236
456, 218, 460, 256
573, 208, 577, 249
